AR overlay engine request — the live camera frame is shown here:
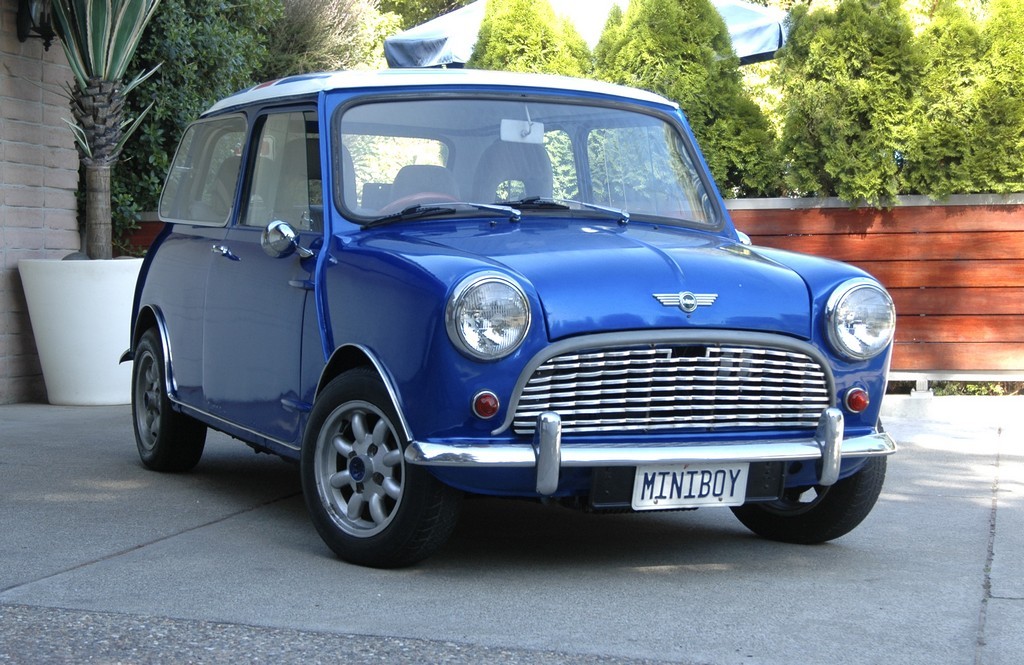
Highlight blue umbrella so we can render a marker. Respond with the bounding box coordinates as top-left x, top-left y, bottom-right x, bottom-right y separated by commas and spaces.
384, 0, 788, 69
